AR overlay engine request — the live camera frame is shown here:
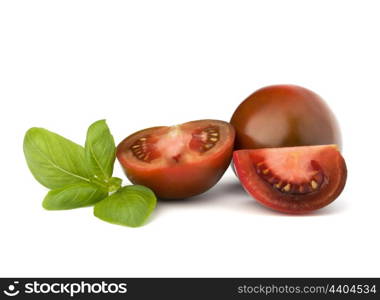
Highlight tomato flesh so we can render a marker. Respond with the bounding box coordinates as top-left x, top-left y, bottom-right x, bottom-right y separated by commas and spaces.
233, 145, 347, 213
117, 120, 235, 199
